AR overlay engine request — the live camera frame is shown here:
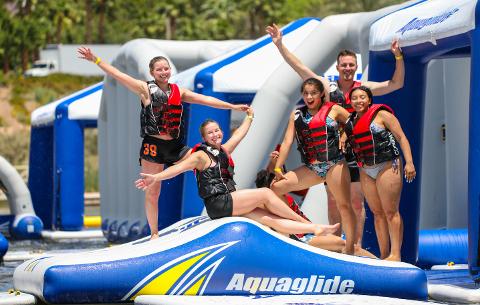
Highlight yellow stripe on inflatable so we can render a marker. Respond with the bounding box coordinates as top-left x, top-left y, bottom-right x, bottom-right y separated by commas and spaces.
183, 275, 206, 295
84, 216, 101, 228
133, 252, 209, 298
